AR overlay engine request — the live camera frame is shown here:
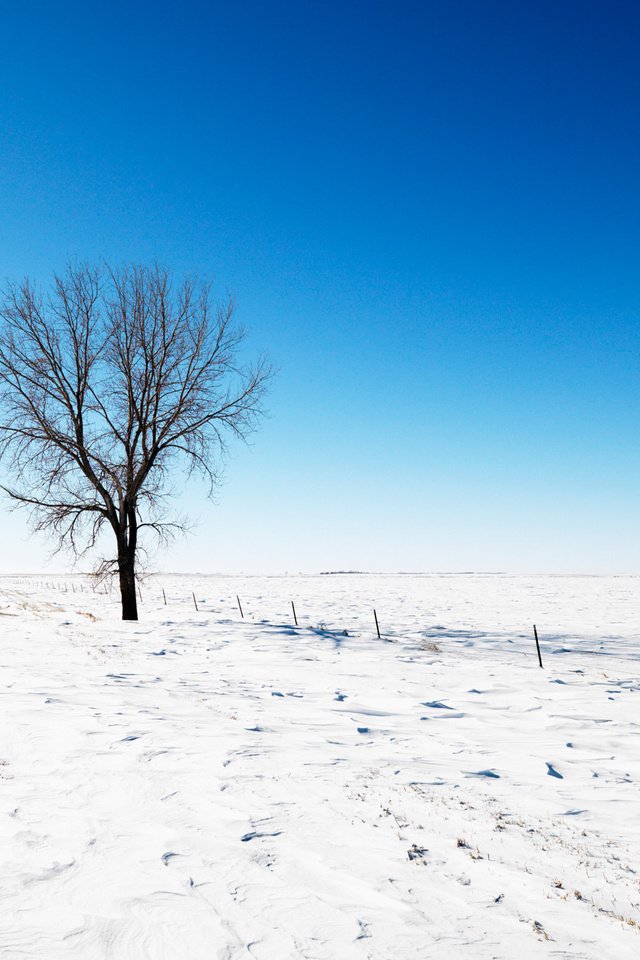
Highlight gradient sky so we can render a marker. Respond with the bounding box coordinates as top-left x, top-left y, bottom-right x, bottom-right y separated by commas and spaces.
1, 0, 639, 574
